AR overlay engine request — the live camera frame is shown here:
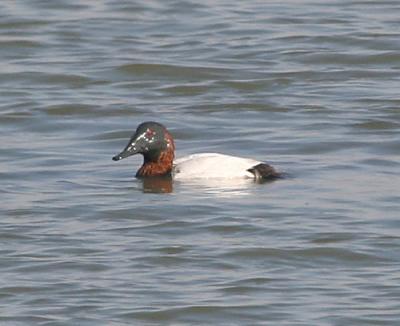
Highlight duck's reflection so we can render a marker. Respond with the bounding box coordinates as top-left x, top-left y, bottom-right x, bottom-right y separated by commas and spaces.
141, 176, 173, 193
140, 176, 279, 195
178, 177, 257, 197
